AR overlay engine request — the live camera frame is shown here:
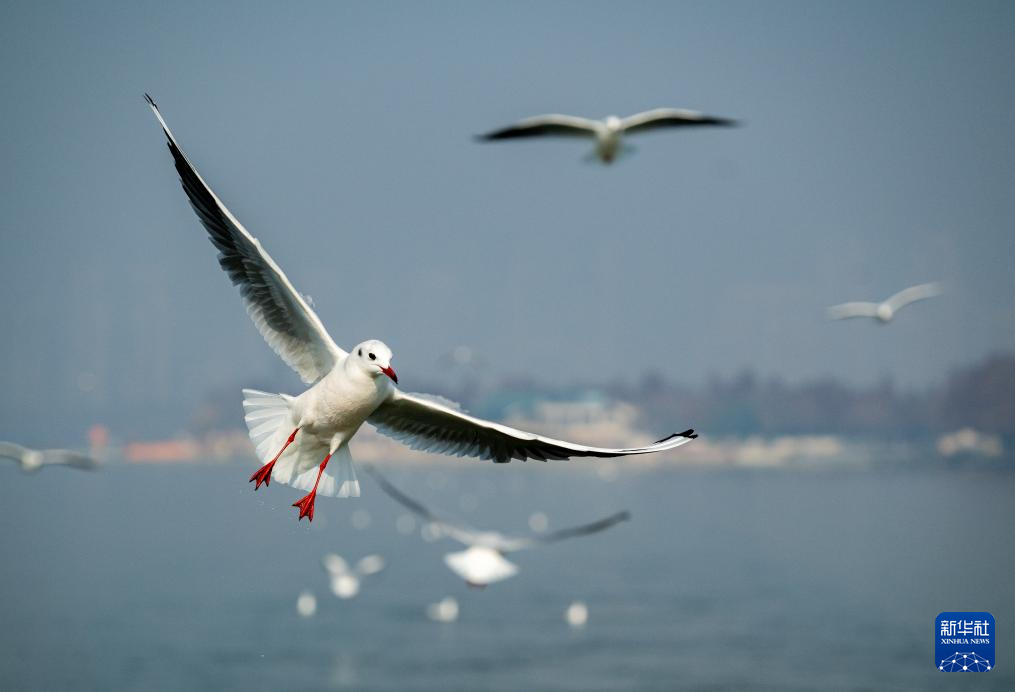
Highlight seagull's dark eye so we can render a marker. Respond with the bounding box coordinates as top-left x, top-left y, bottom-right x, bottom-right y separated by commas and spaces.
368, 353, 376, 361
358, 349, 362, 357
